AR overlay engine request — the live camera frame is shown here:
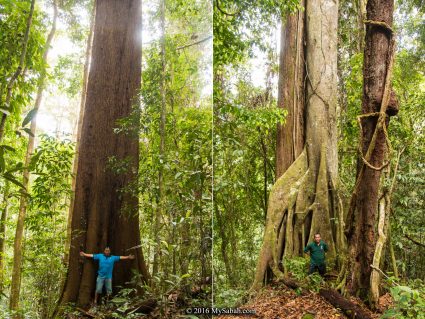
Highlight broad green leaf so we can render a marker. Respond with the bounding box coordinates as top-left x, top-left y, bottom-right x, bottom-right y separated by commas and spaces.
22, 108, 38, 127
22, 128, 35, 137
2, 173, 25, 189
29, 150, 43, 169
0, 145, 16, 152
